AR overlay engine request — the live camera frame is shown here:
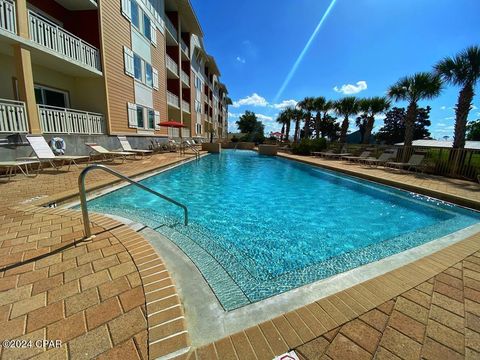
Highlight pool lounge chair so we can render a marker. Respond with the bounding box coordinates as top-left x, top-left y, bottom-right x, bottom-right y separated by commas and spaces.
312, 149, 334, 157
385, 154, 426, 172
363, 149, 398, 167
0, 160, 40, 181
86, 143, 136, 162
342, 151, 372, 163
117, 136, 153, 157
21, 135, 90, 171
